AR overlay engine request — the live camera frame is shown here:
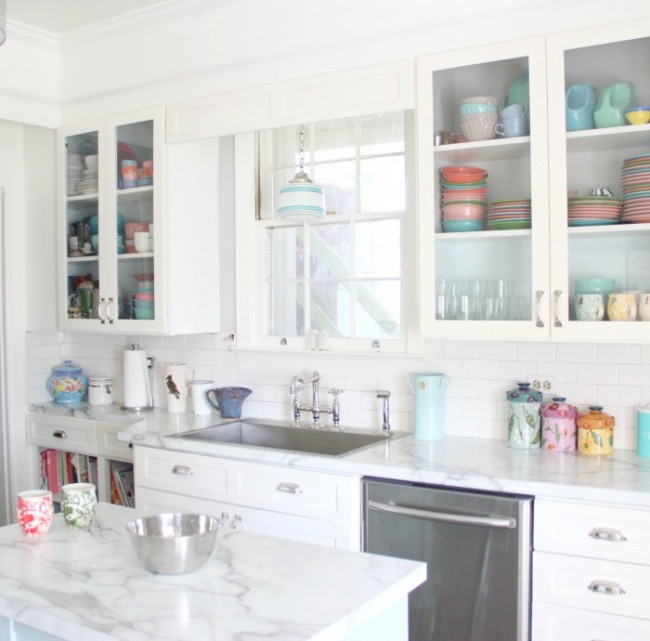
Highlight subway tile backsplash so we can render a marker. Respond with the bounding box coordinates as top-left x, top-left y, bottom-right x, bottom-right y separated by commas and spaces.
27, 331, 648, 451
